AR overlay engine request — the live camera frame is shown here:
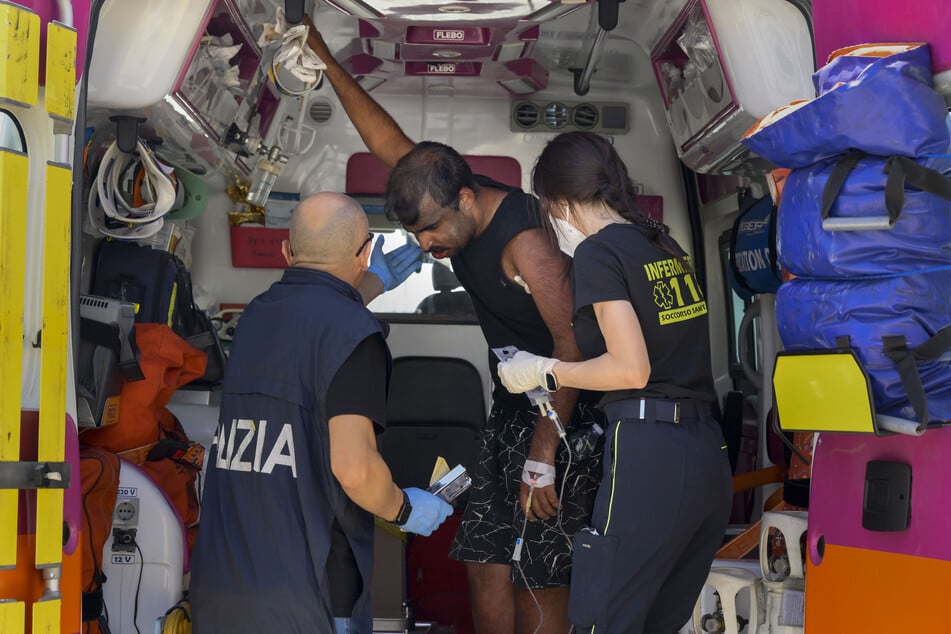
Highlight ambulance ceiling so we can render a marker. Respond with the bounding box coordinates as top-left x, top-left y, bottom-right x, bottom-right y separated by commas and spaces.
292, 0, 690, 97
